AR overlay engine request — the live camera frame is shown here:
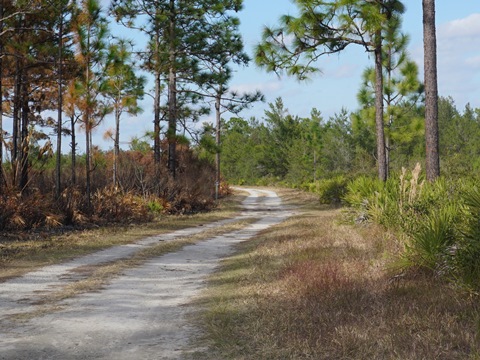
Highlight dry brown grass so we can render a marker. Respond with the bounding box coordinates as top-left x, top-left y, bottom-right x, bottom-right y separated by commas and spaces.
191, 189, 480, 360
